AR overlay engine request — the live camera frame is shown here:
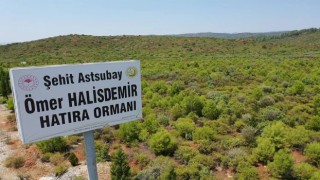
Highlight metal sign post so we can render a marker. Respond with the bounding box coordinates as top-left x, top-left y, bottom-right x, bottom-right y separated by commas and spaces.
84, 130, 98, 180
